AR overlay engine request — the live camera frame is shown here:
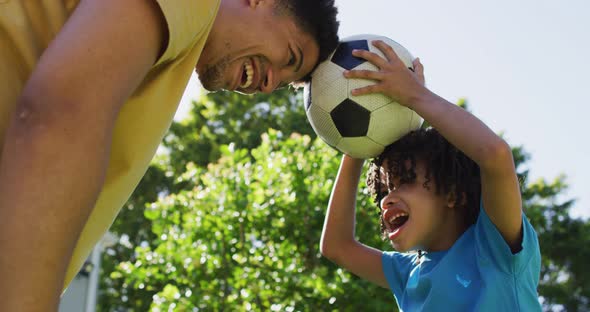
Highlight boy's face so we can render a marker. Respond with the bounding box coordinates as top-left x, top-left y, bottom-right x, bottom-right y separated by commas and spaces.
378, 161, 457, 252
196, 0, 320, 94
